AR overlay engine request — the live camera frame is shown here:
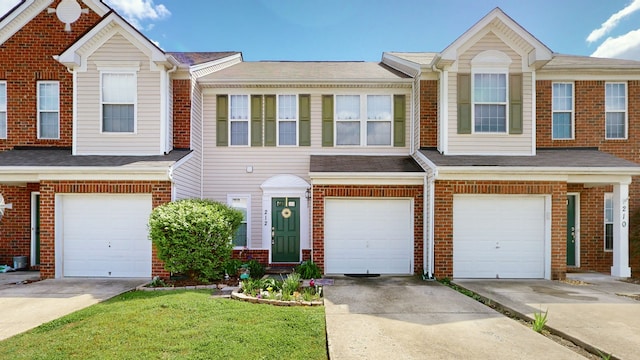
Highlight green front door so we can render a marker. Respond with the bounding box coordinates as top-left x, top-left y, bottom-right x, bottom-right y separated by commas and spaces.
33, 193, 41, 265
566, 195, 576, 266
272, 197, 300, 263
